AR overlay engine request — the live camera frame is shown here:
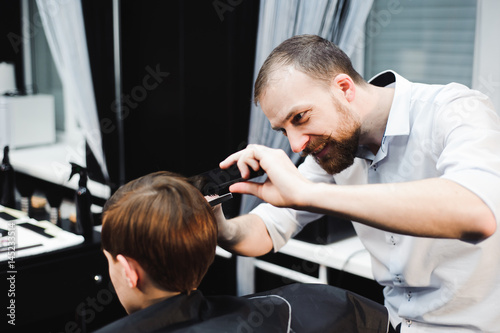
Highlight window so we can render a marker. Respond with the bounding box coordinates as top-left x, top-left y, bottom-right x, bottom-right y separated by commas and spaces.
363, 0, 477, 86
27, 0, 81, 142
2, 1, 109, 199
